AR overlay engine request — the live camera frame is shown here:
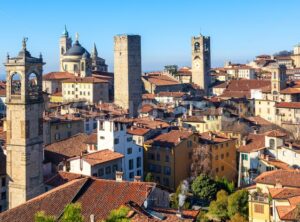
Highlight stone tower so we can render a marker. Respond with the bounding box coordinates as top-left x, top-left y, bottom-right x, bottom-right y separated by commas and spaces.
5, 38, 45, 209
191, 34, 211, 95
292, 43, 300, 68
114, 35, 142, 117
270, 64, 286, 100
59, 25, 72, 71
